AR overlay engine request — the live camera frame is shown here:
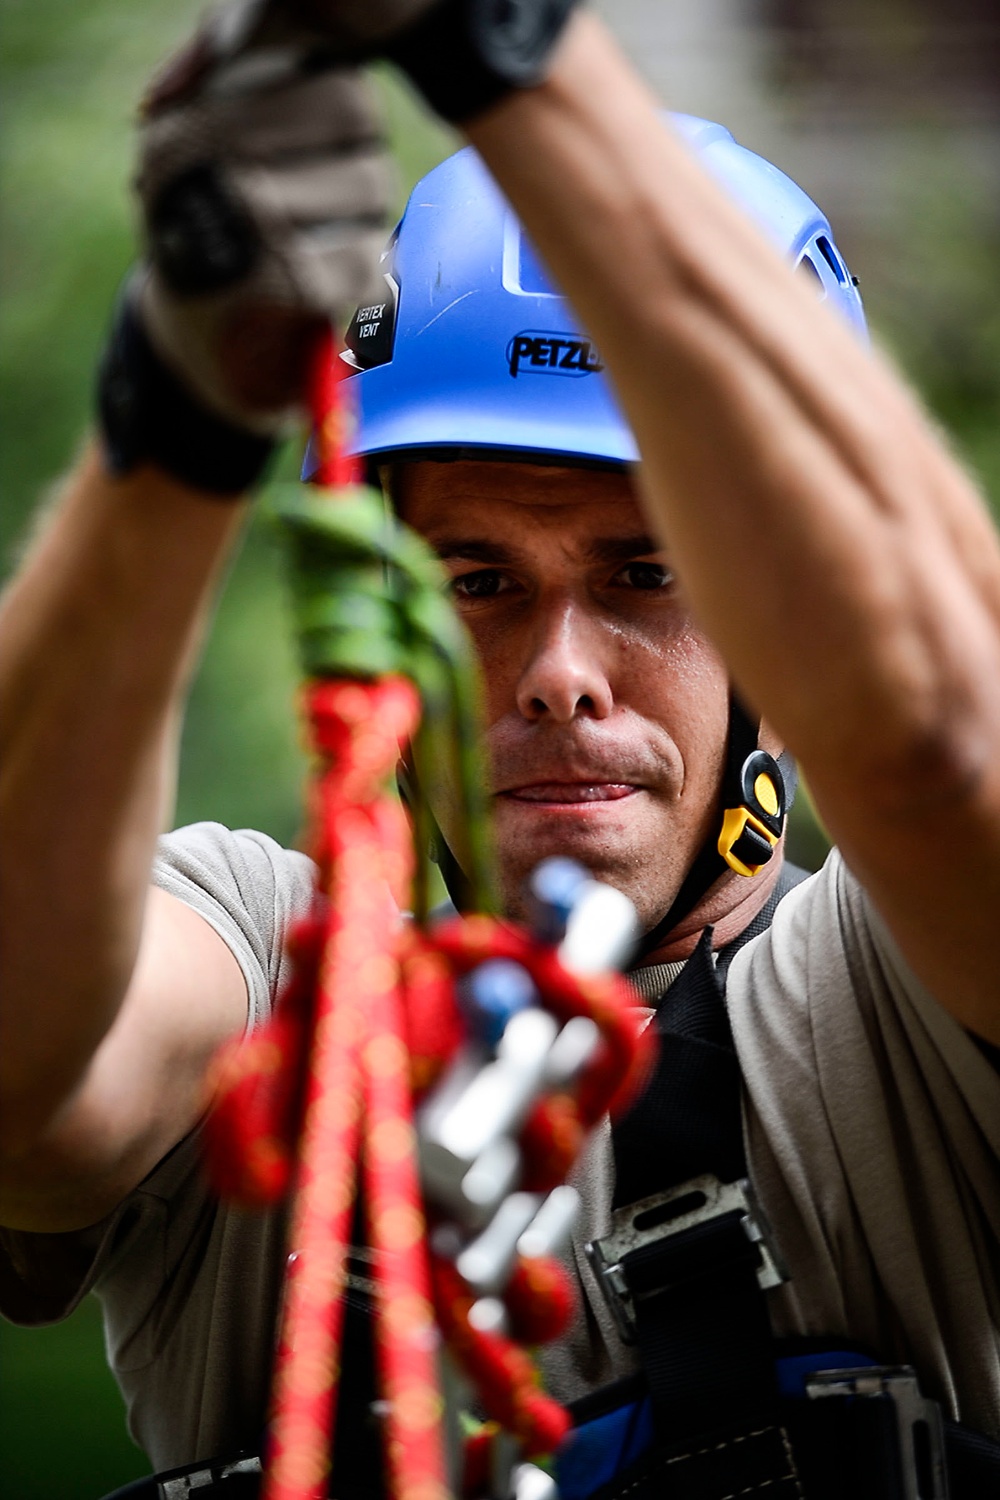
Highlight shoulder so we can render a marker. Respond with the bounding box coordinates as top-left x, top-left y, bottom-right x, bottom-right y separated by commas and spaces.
727, 846, 1000, 1153
725, 852, 1000, 1431
155, 820, 315, 908
153, 822, 317, 1028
